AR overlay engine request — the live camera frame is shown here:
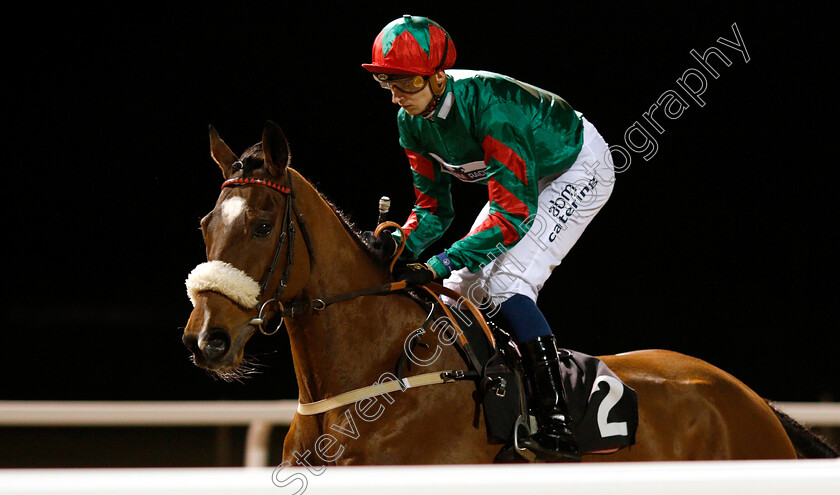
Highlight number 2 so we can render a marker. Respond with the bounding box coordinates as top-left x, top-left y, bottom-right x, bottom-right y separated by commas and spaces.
590, 375, 629, 437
